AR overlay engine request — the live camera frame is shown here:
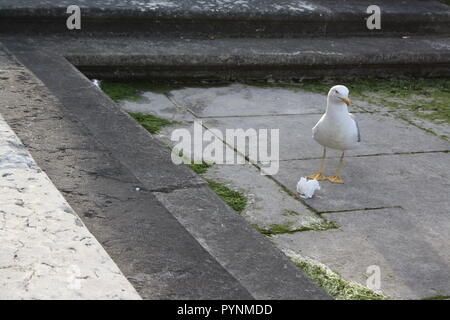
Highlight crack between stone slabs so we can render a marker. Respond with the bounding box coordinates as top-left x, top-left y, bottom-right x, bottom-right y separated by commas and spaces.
149, 180, 207, 194
4, 115, 66, 123
24, 146, 111, 154
195, 111, 372, 119
318, 205, 404, 215
277, 149, 450, 161
193, 110, 373, 120
254, 221, 339, 237
76, 166, 206, 193
165, 93, 200, 119
397, 113, 449, 141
